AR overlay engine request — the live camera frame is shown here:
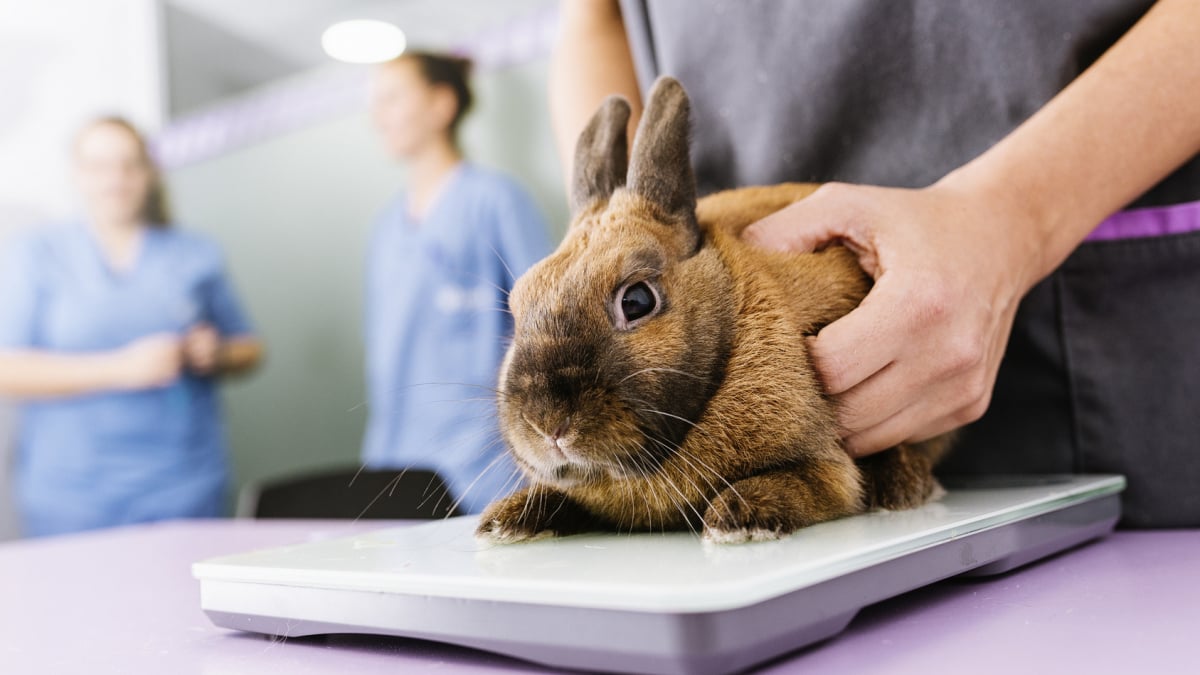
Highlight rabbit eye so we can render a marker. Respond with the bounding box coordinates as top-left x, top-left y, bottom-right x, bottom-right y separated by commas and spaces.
620, 281, 657, 323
